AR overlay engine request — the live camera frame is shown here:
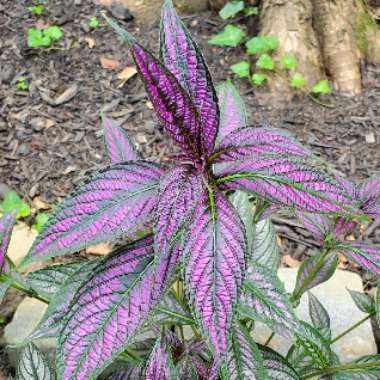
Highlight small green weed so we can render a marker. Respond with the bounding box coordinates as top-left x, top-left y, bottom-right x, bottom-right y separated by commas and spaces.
28, 4, 44, 15
0, 191, 30, 219
27, 26, 63, 48
89, 16, 99, 29
16, 77, 28, 91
